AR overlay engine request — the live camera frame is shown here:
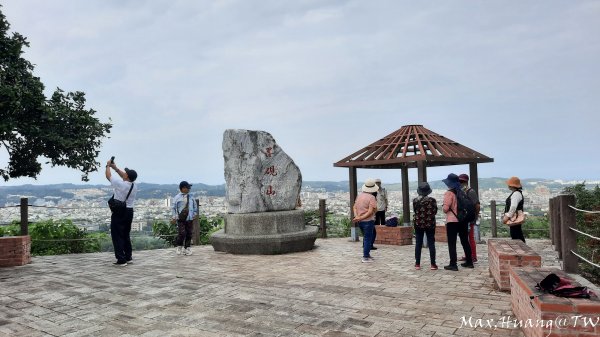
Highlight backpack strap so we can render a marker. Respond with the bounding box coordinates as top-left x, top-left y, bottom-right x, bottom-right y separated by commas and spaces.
124, 183, 134, 202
